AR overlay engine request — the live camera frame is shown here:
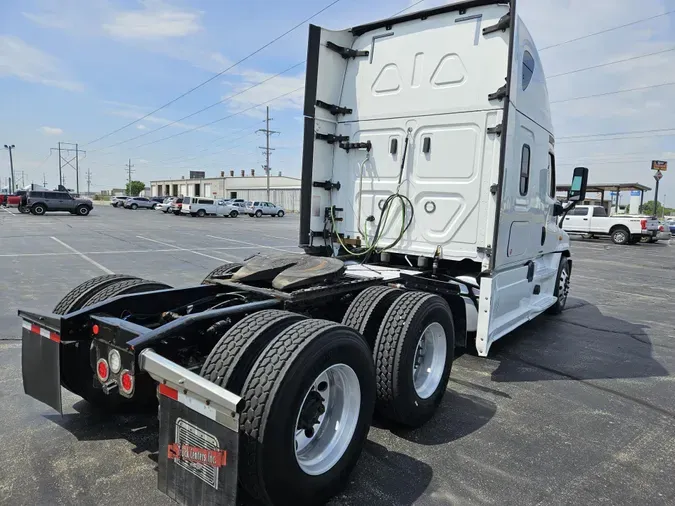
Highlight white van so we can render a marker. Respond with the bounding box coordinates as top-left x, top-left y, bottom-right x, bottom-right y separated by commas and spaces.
181, 197, 239, 217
